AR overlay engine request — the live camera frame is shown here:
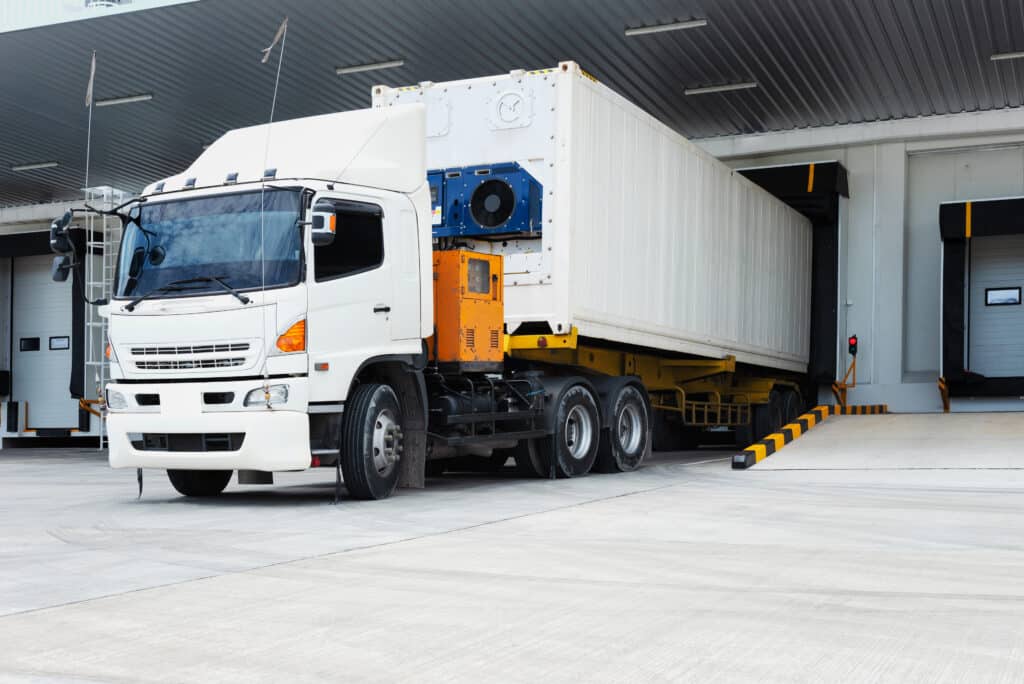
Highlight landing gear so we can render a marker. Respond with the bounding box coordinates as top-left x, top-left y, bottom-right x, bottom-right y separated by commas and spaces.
166, 469, 233, 497
340, 383, 404, 500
